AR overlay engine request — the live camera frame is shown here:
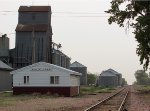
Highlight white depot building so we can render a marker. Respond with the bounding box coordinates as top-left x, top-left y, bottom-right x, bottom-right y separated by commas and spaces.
10, 62, 81, 96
